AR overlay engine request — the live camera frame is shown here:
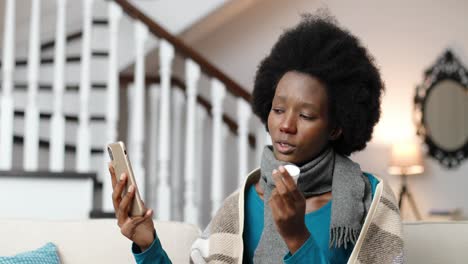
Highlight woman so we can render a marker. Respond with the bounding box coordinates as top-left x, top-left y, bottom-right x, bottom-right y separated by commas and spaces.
109, 15, 404, 263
